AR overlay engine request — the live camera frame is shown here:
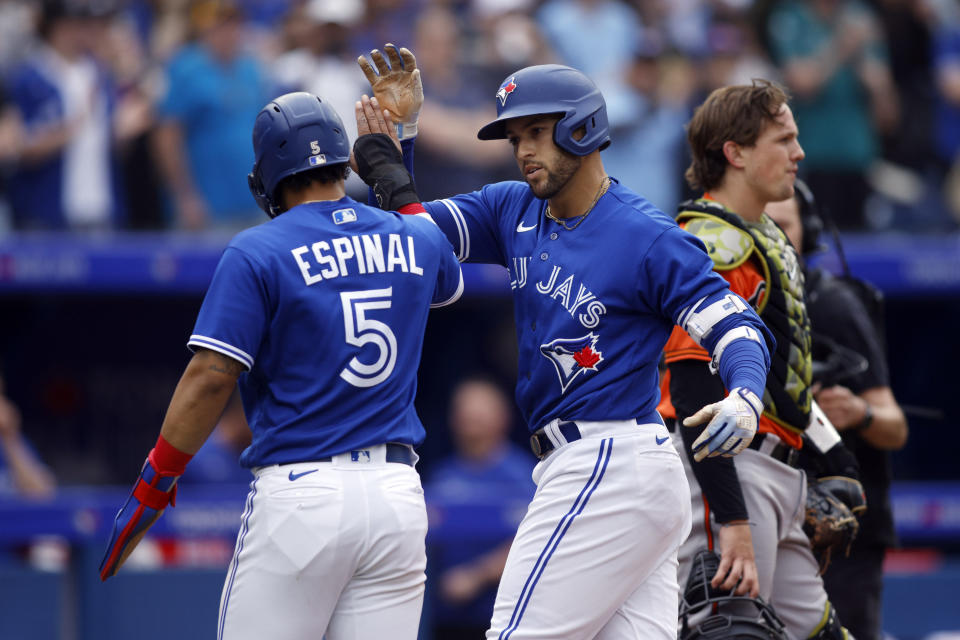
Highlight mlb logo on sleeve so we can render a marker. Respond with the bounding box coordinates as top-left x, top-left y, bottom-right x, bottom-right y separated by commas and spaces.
333, 208, 357, 224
